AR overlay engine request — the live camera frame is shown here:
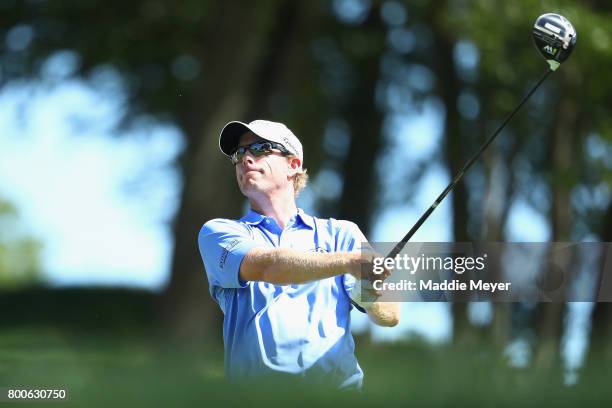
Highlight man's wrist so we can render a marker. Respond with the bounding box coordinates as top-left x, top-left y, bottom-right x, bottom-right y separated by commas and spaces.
344, 252, 365, 278
347, 251, 379, 280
